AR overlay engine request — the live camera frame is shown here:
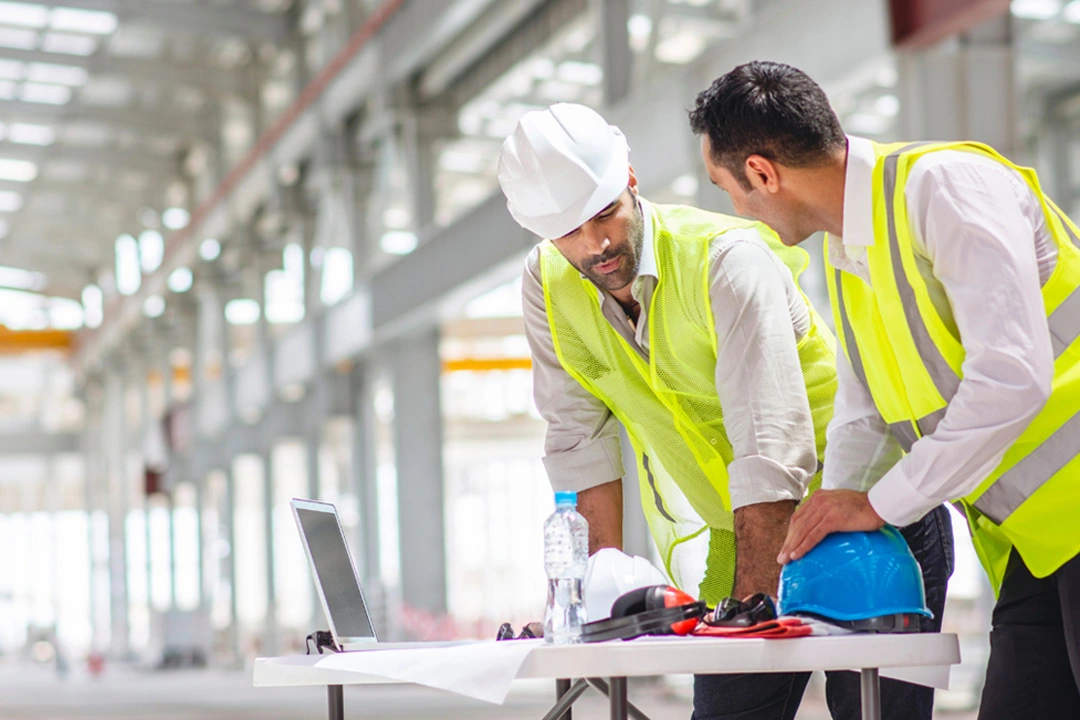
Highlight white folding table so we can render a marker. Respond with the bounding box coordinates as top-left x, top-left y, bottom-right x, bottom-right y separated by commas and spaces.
254, 633, 960, 720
